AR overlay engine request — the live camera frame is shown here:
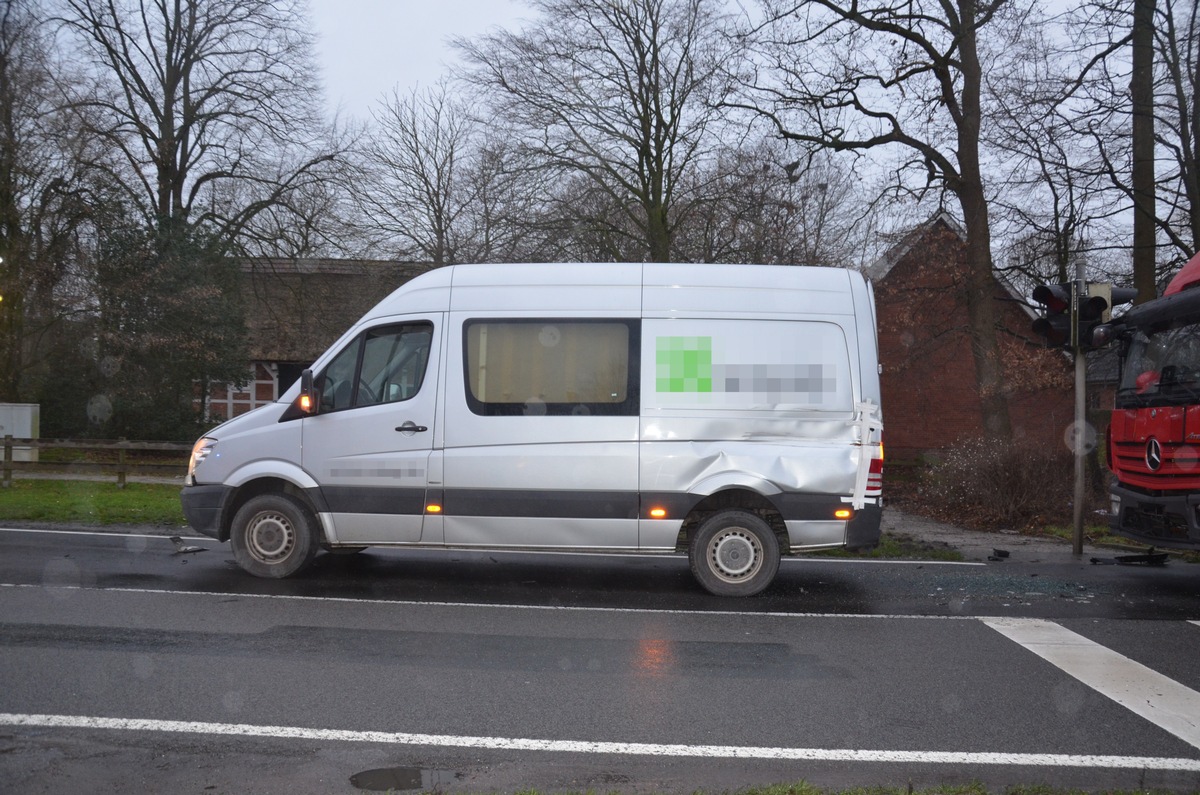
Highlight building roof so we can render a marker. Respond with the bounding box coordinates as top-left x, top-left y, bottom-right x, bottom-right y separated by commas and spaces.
866, 211, 1039, 323
241, 258, 428, 362
864, 211, 966, 283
